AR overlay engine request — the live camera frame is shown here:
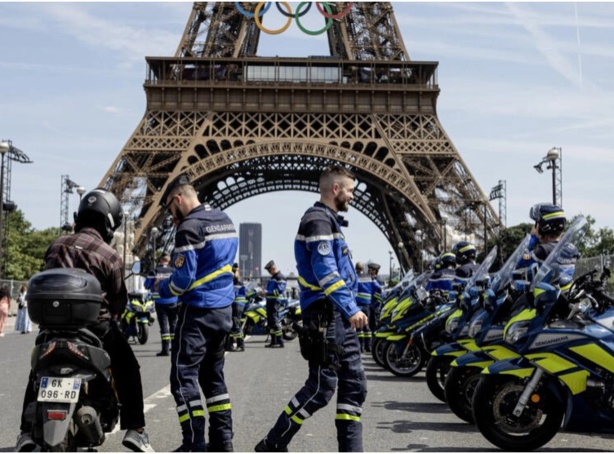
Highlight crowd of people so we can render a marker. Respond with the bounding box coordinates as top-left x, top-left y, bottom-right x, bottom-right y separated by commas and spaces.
12, 163, 574, 452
